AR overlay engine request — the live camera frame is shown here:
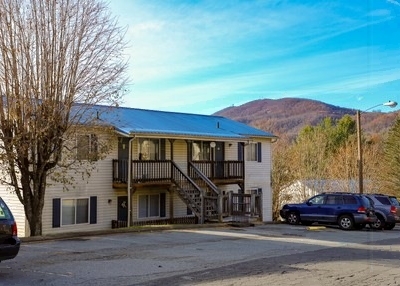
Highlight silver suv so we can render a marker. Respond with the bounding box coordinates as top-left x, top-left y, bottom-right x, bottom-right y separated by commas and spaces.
364, 194, 399, 230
